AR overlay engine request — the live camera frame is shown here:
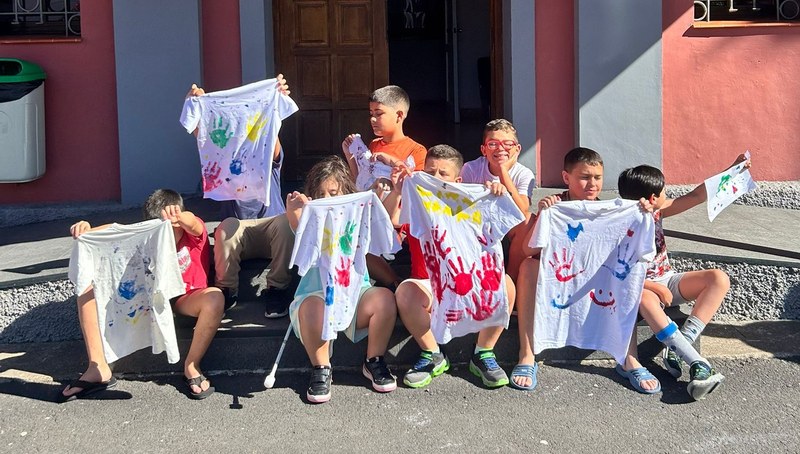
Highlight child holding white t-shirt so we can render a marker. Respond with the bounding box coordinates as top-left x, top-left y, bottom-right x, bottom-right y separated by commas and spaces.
285, 156, 398, 404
